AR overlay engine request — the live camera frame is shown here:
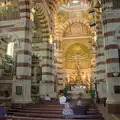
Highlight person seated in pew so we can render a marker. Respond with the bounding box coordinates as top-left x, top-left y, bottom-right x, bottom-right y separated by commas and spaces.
45, 94, 51, 100
0, 103, 7, 117
62, 99, 74, 119
73, 98, 87, 115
